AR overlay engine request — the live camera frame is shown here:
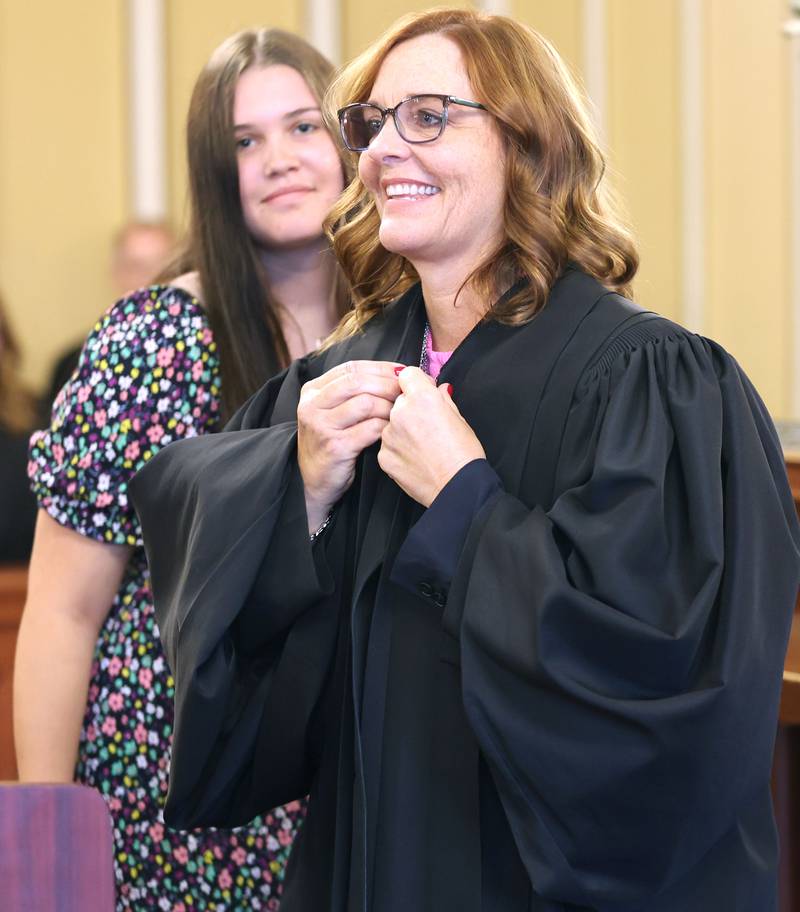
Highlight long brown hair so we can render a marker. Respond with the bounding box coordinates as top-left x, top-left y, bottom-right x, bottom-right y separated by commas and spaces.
172, 28, 351, 418
324, 8, 638, 340
0, 295, 37, 434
